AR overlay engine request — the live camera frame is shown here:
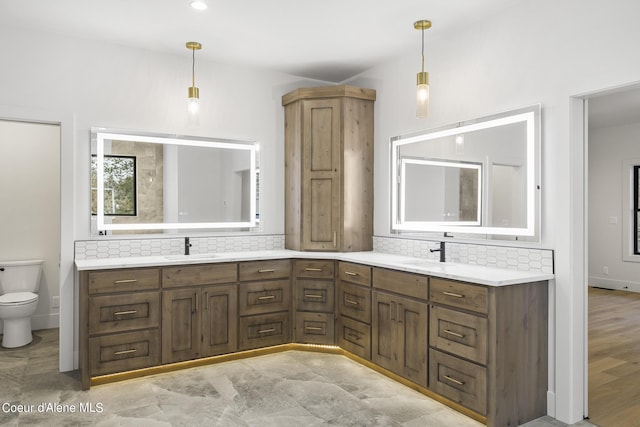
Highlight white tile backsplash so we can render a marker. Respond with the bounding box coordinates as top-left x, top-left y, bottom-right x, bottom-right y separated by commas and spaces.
373, 236, 554, 274
74, 235, 285, 260
74, 234, 553, 274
